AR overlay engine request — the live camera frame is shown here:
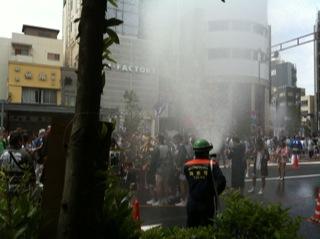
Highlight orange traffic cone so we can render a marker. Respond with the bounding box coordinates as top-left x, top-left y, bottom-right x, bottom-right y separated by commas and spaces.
292, 155, 299, 169
132, 199, 140, 221
307, 189, 320, 224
